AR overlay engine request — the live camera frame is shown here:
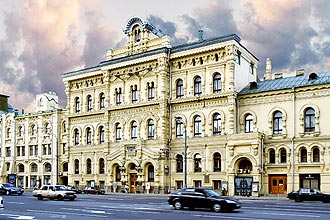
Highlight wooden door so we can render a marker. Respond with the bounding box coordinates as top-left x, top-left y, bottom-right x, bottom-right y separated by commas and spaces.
269, 176, 287, 194
129, 173, 138, 193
